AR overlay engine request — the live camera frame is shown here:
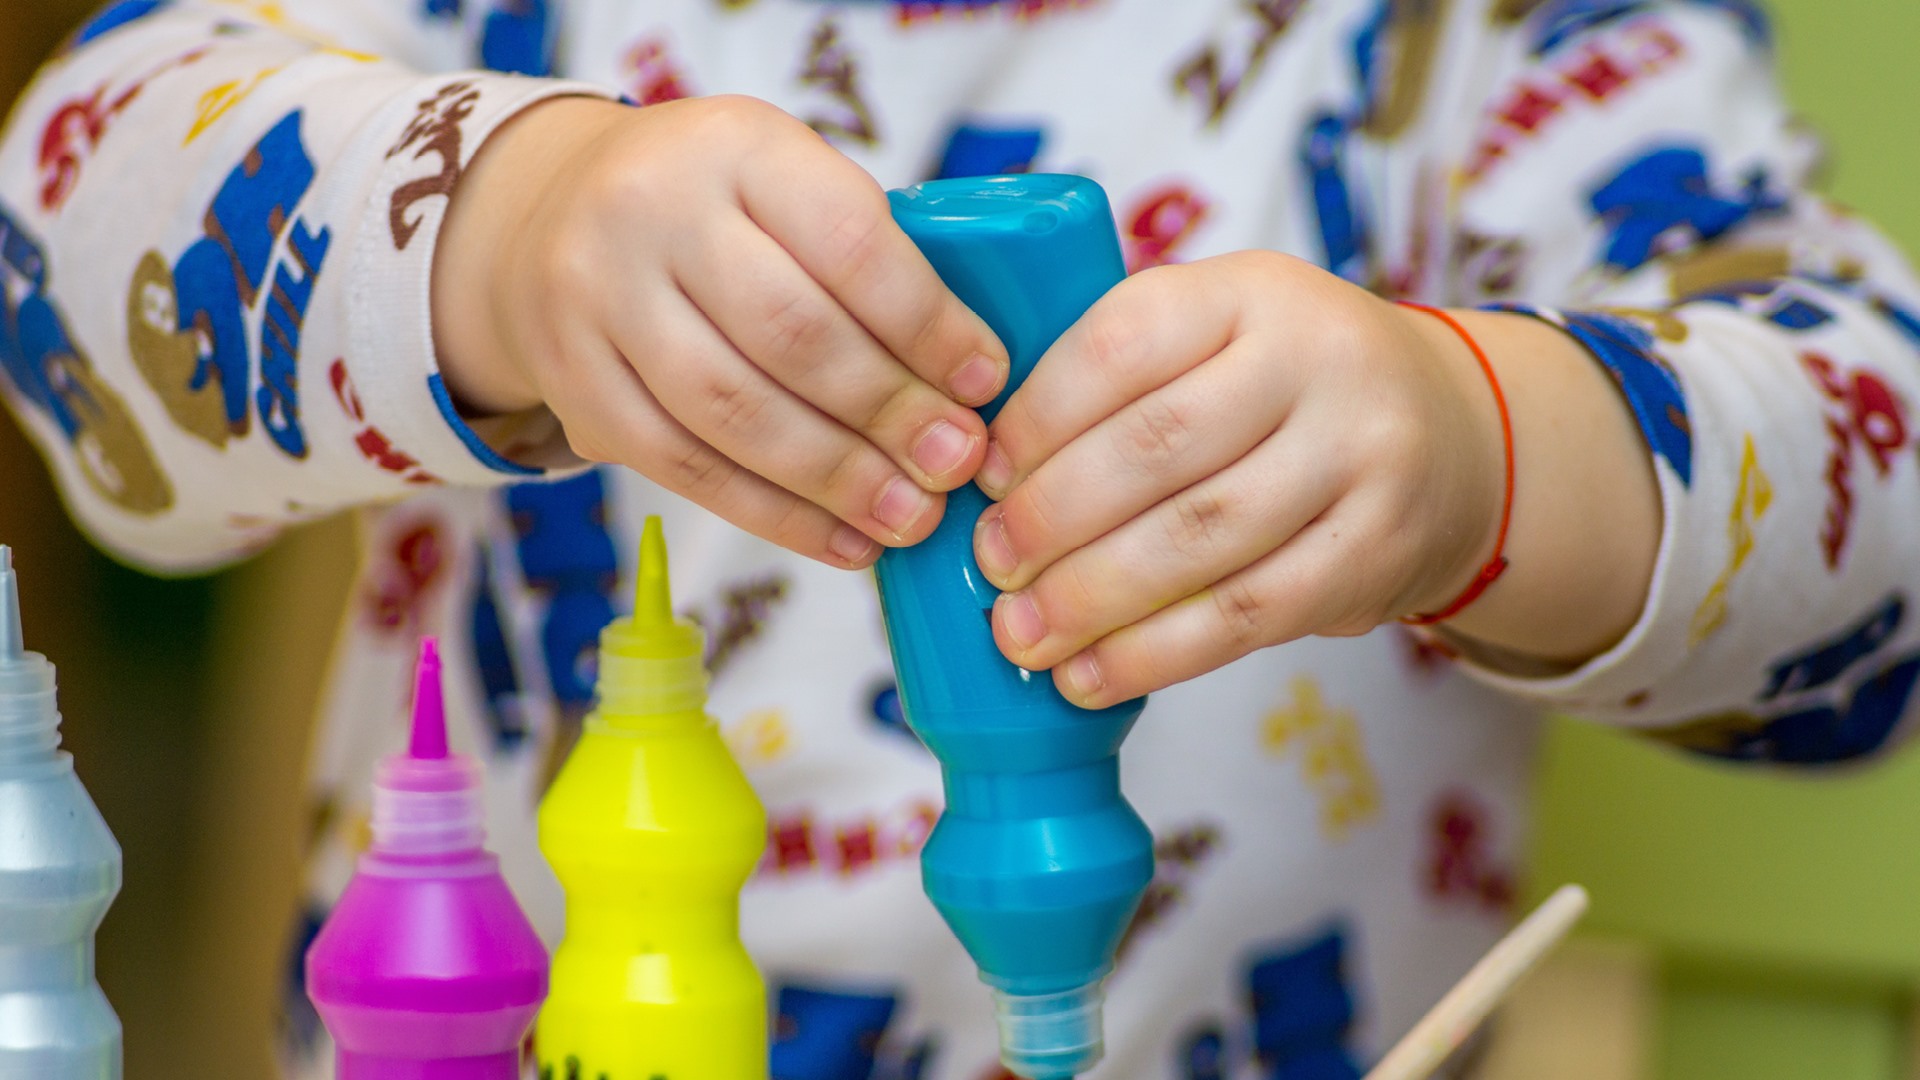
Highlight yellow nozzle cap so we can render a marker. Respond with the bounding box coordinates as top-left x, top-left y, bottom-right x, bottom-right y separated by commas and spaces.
596, 517, 709, 717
